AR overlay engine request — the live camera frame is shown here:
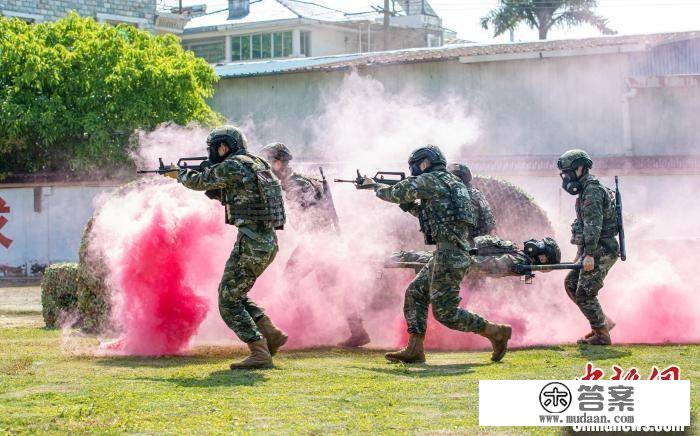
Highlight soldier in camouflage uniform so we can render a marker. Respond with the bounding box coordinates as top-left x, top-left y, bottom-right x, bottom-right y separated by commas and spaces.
367, 145, 512, 363
558, 149, 619, 345
165, 125, 289, 369
388, 235, 561, 278
447, 163, 496, 244
259, 142, 371, 348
